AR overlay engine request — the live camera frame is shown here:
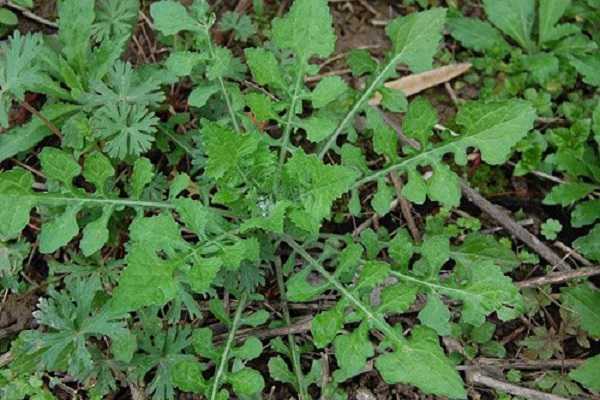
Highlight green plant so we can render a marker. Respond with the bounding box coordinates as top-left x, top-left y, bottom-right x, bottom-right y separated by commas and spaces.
448, 0, 598, 87
1, 0, 599, 399
0, 1, 36, 35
